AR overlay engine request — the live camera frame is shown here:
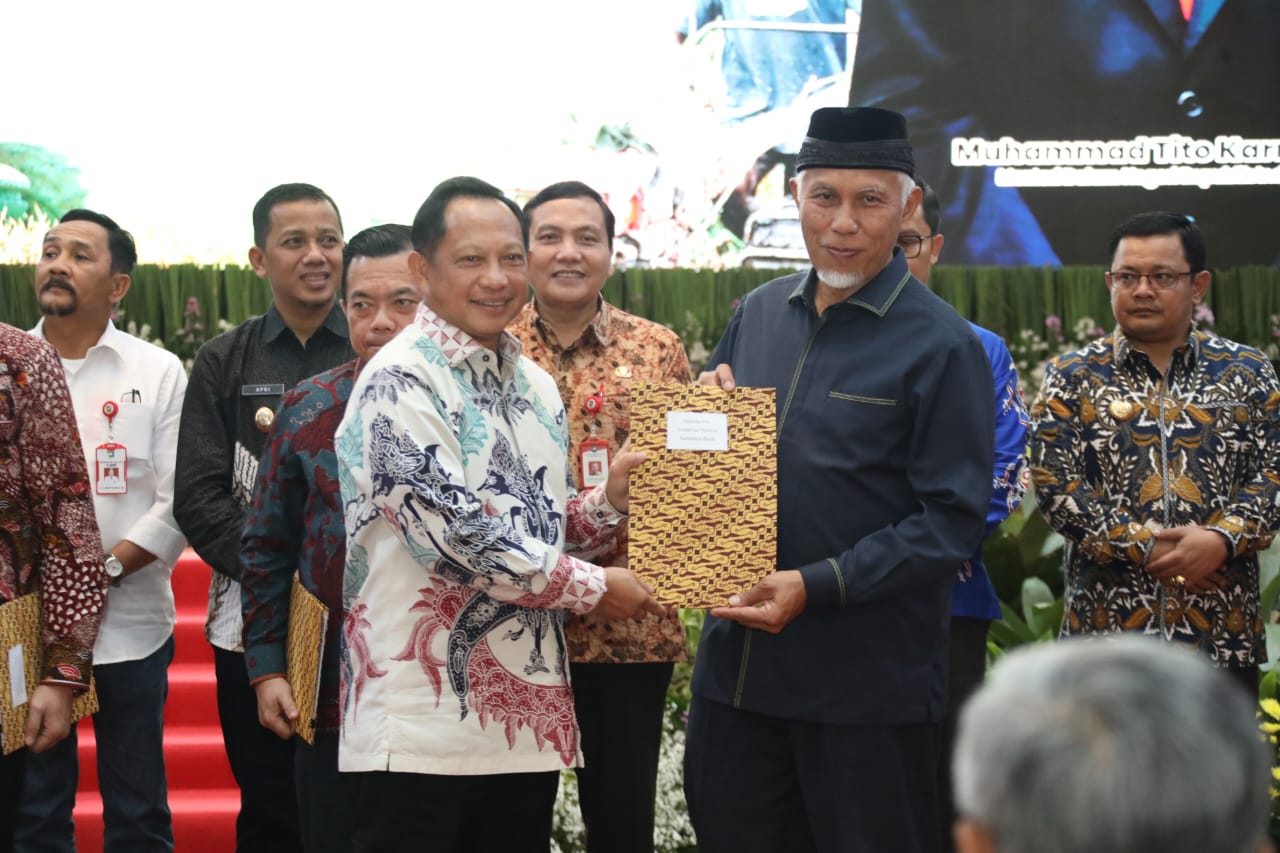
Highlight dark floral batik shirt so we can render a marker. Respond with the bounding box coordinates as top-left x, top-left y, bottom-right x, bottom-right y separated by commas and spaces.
242, 359, 357, 733
1030, 328, 1280, 666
